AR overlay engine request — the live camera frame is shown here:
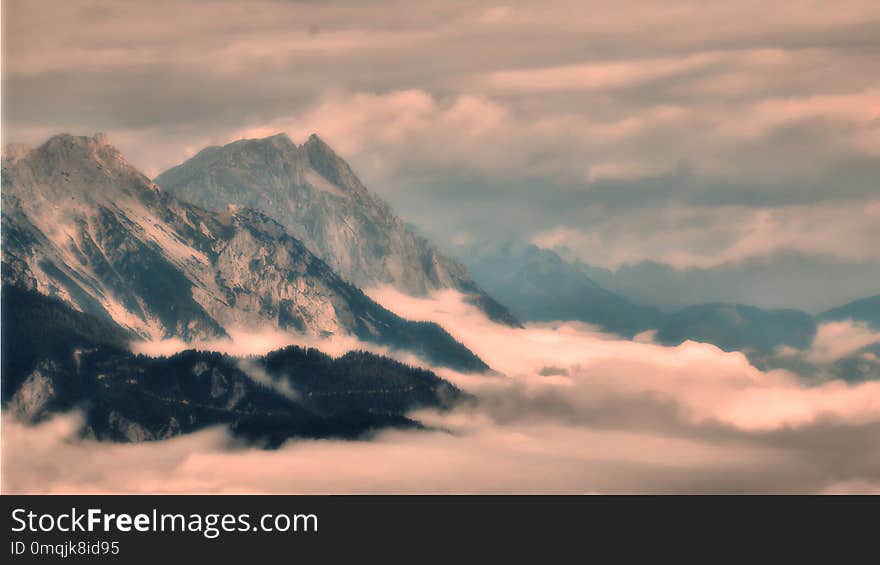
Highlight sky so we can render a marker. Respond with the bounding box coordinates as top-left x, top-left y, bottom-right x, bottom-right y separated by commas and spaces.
3, 0, 880, 299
